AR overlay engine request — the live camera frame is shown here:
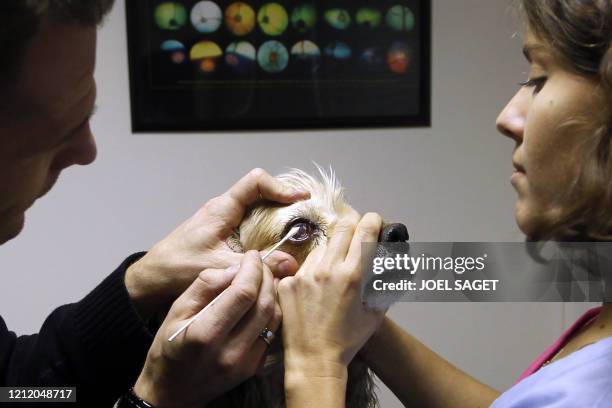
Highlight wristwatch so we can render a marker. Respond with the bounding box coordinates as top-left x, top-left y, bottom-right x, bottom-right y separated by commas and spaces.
114, 388, 154, 408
